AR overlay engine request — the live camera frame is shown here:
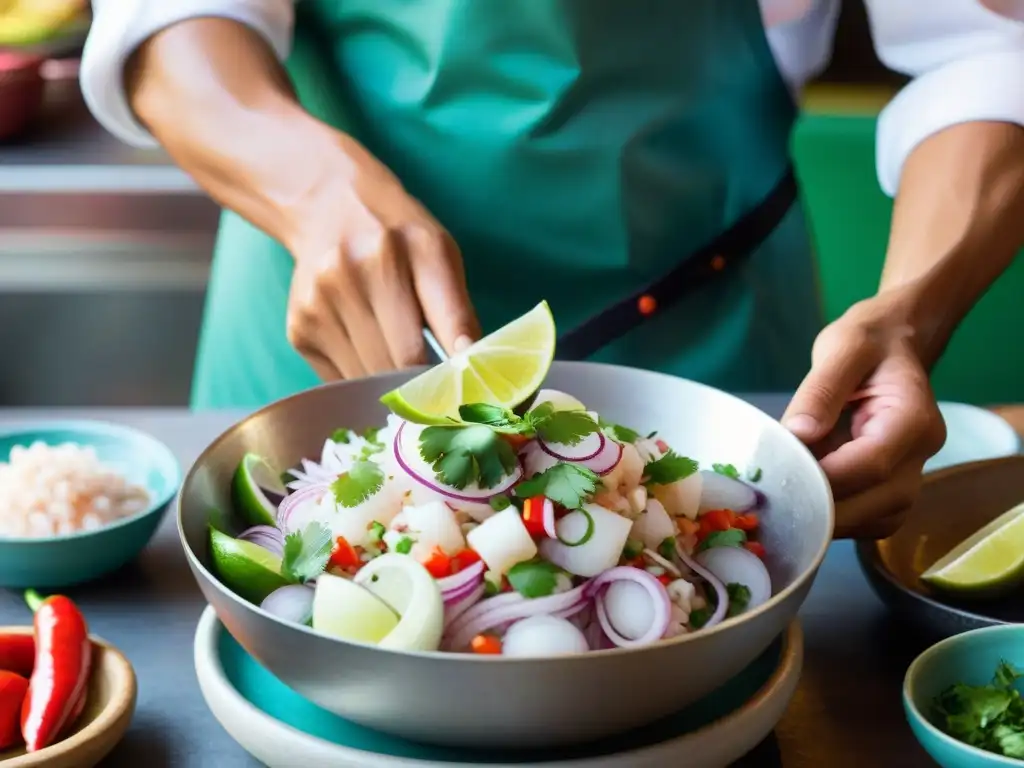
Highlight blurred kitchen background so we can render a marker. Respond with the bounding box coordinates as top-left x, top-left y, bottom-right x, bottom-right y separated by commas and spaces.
0, 3, 1021, 407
